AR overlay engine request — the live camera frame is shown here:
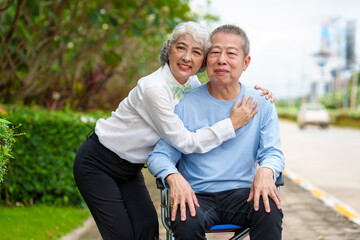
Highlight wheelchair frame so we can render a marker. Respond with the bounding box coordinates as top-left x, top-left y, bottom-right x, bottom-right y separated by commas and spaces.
156, 174, 284, 240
